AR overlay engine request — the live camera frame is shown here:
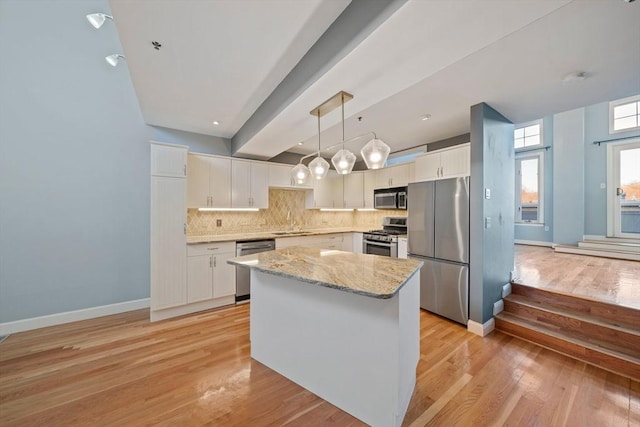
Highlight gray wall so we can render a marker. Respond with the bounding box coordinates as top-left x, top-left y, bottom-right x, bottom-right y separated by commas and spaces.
514, 116, 554, 243
0, 0, 150, 322
469, 103, 514, 324
150, 126, 230, 156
